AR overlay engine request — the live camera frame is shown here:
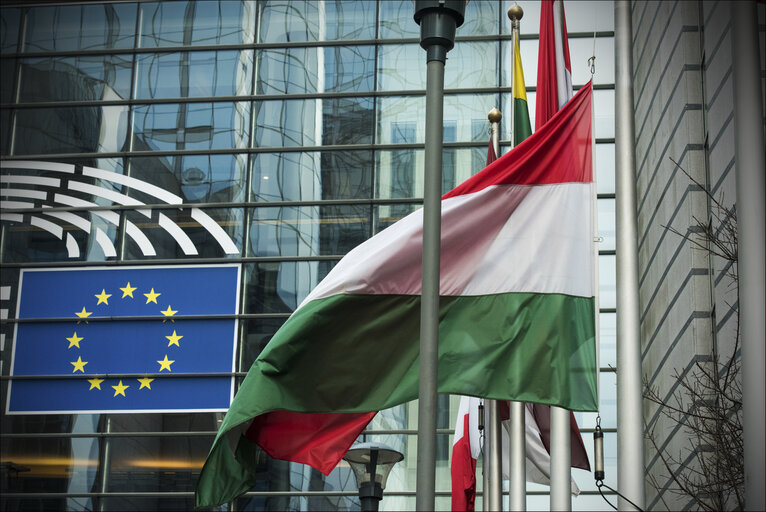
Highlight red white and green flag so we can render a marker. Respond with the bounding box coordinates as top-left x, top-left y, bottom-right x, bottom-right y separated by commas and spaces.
195, 82, 597, 508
